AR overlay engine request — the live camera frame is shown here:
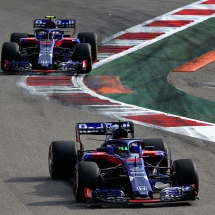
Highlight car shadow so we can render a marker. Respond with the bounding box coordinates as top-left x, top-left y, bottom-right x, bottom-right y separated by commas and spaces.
5, 176, 192, 210
5, 176, 80, 209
